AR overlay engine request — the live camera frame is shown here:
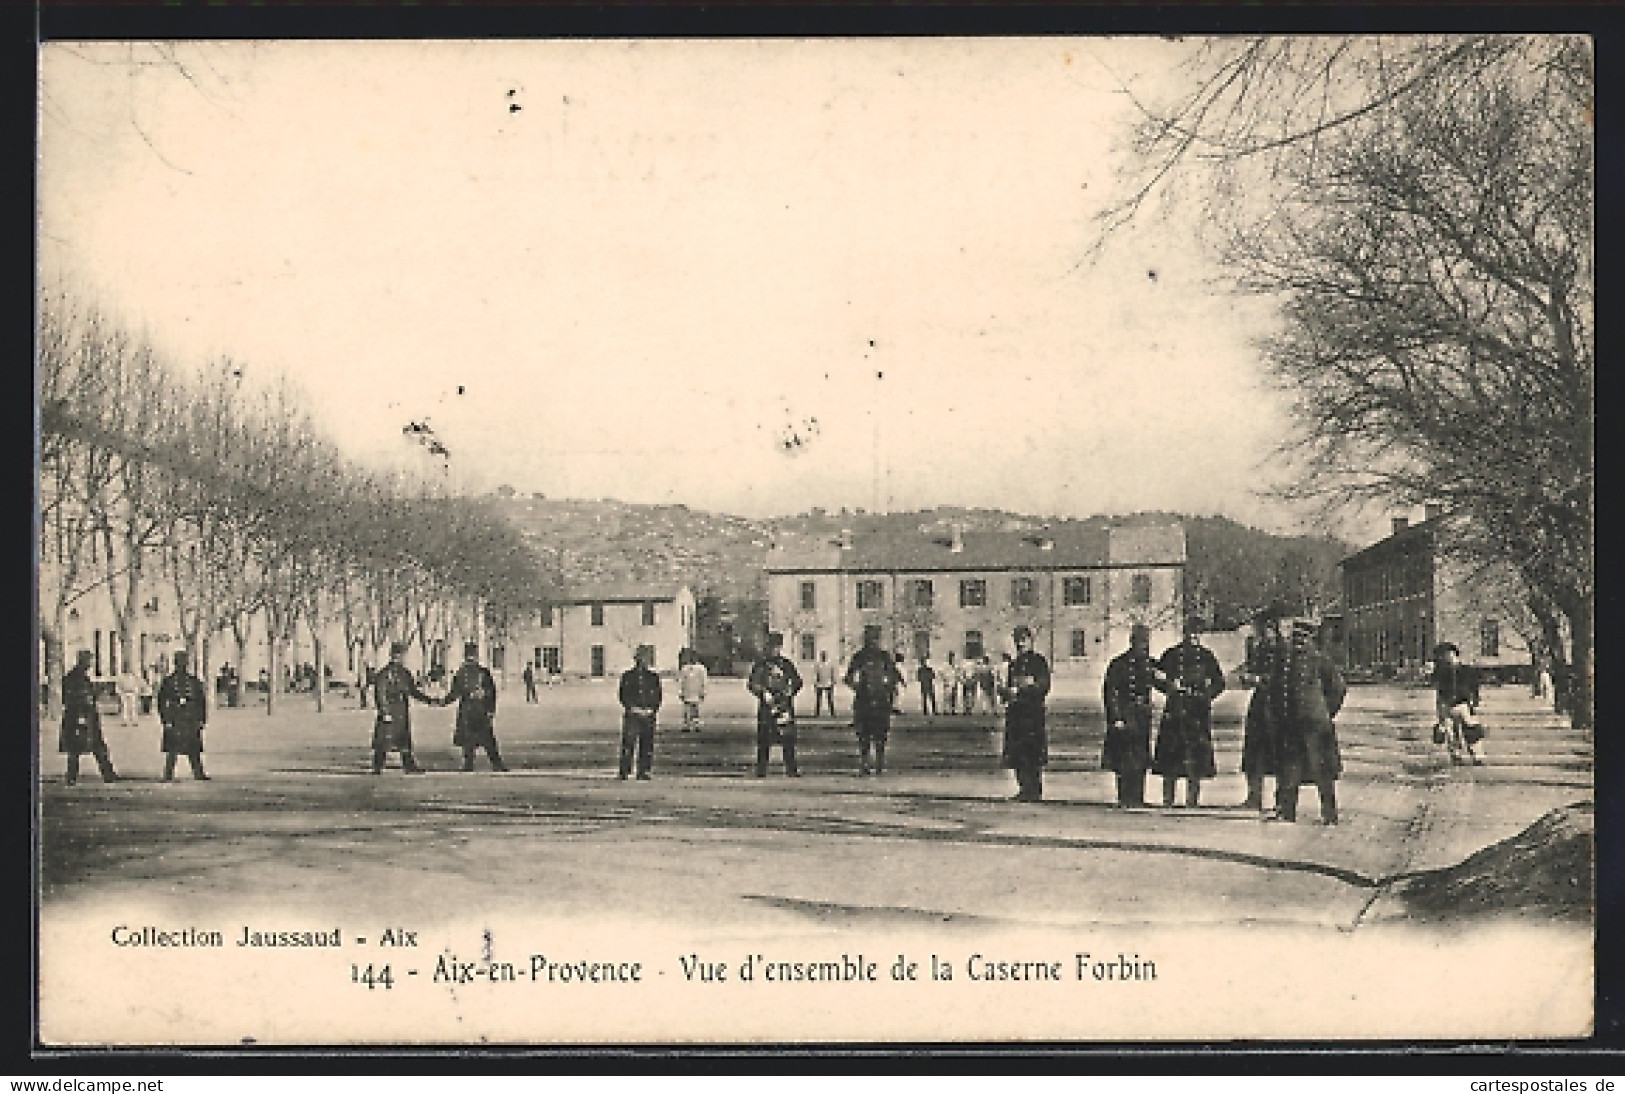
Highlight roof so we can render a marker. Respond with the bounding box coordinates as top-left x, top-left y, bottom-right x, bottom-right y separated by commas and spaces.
556, 582, 690, 604
1340, 519, 1437, 569
767, 523, 1184, 573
